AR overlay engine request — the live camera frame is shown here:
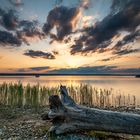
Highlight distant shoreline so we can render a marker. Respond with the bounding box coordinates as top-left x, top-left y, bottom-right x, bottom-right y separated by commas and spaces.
0, 73, 138, 77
